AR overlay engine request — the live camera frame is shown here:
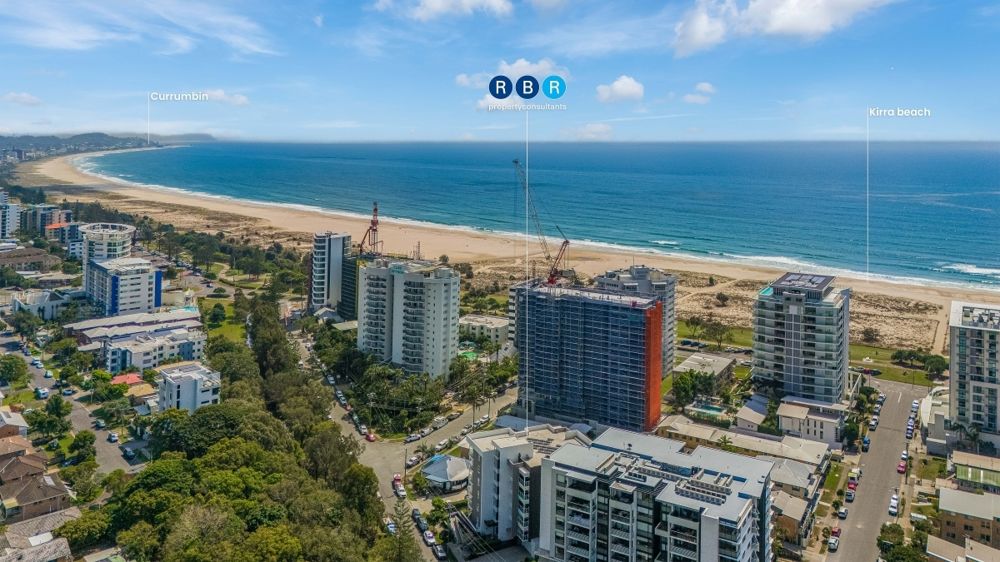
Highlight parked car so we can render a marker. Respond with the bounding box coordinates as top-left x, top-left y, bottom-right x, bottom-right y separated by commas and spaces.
889, 494, 899, 516
46, 439, 60, 450
405, 434, 420, 443
432, 545, 448, 560
861, 436, 871, 452
828, 537, 840, 552
901, 450, 908, 460
416, 516, 429, 533
897, 461, 907, 474
108, 432, 119, 443
95, 419, 106, 429
411, 508, 421, 520
394, 483, 407, 498
122, 448, 137, 460
422, 530, 436, 546
435, 439, 449, 452
384, 518, 397, 535
446, 411, 463, 421
845, 489, 855, 502
44, 370, 53, 378
847, 480, 858, 491
62, 388, 75, 396
406, 456, 421, 468
365, 432, 376, 442
831, 527, 842, 538
837, 507, 848, 519
358, 424, 368, 435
